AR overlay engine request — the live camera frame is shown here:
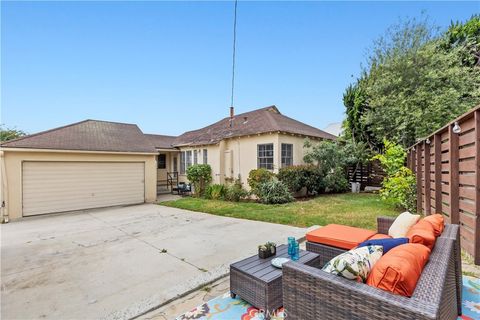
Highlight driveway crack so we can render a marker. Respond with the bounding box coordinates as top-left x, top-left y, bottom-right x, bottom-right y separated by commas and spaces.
86, 213, 207, 272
